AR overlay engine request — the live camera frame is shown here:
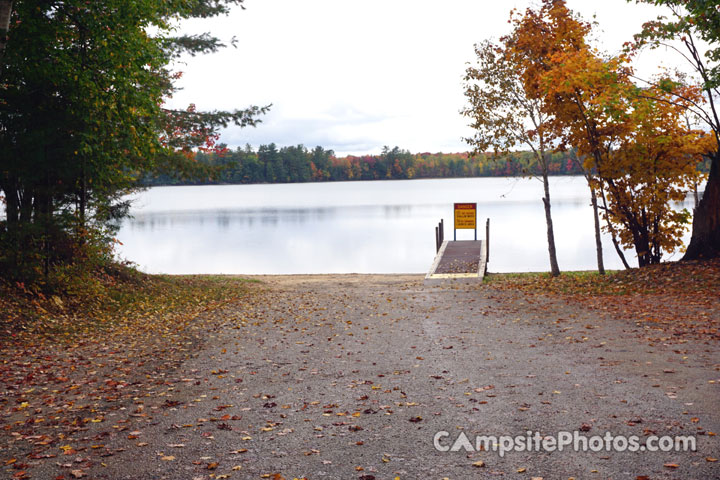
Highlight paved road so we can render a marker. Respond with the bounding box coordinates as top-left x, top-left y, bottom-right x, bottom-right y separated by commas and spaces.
83, 275, 719, 479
